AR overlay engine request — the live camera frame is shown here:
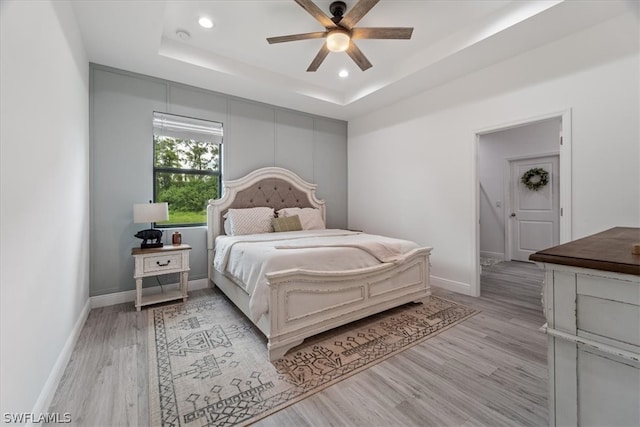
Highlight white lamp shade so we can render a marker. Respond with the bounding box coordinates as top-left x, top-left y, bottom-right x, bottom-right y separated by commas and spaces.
133, 202, 169, 223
